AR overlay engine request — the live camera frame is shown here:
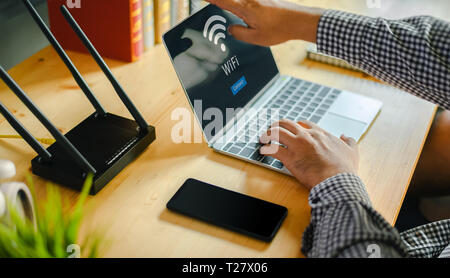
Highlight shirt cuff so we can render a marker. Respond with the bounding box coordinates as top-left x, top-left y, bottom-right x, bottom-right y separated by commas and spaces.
316, 10, 373, 63
308, 173, 372, 208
